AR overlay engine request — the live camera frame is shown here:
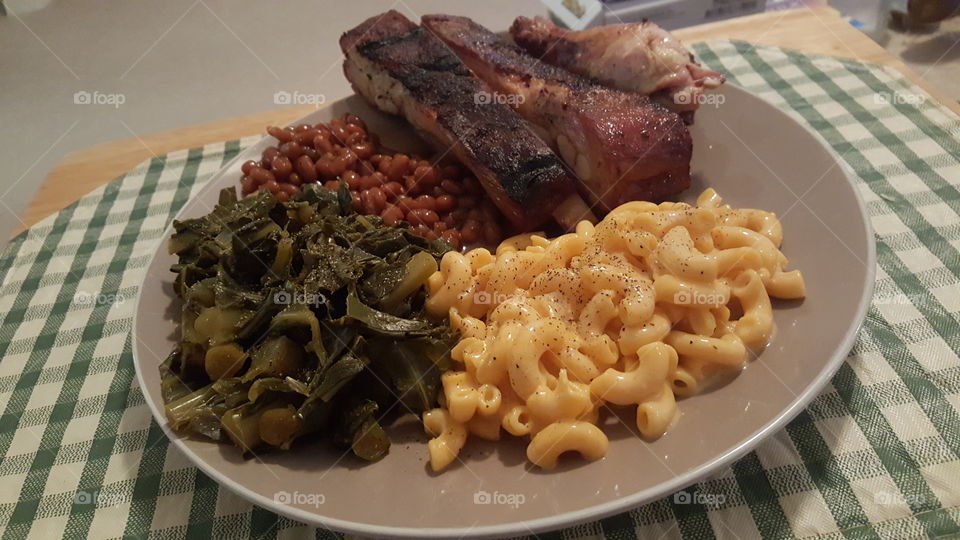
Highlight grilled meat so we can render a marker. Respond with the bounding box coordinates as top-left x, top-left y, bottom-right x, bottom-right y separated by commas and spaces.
340, 11, 588, 231
510, 16, 725, 120
421, 14, 692, 211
